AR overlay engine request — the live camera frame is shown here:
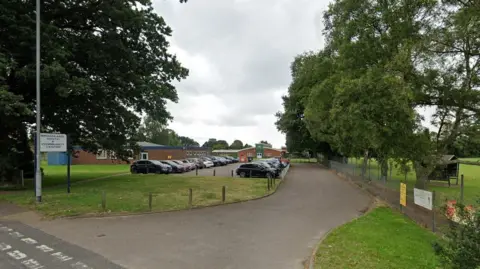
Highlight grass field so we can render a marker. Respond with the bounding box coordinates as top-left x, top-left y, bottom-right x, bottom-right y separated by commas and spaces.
314, 207, 440, 269
347, 158, 480, 205
2, 174, 275, 217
